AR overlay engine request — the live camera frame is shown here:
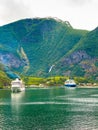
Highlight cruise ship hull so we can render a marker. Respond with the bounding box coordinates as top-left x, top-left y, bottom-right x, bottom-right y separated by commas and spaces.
11, 87, 25, 93
65, 84, 76, 87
